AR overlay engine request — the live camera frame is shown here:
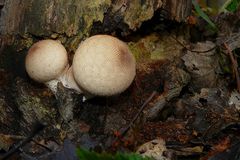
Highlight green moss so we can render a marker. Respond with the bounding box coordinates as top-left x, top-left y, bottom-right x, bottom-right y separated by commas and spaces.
123, 0, 160, 30
128, 42, 150, 62
128, 33, 186, 62
15, 36, 34, 51
150, 48, 165, 60
17, 94, 57, 122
